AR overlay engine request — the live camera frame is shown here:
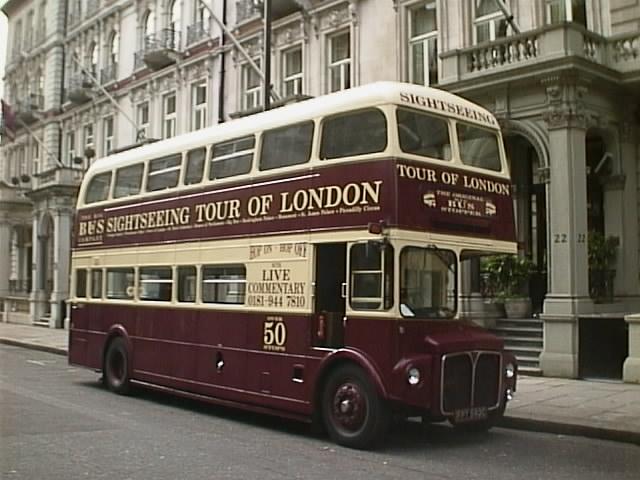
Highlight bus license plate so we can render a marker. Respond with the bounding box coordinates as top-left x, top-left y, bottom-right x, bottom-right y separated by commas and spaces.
454, 407, 488, 423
